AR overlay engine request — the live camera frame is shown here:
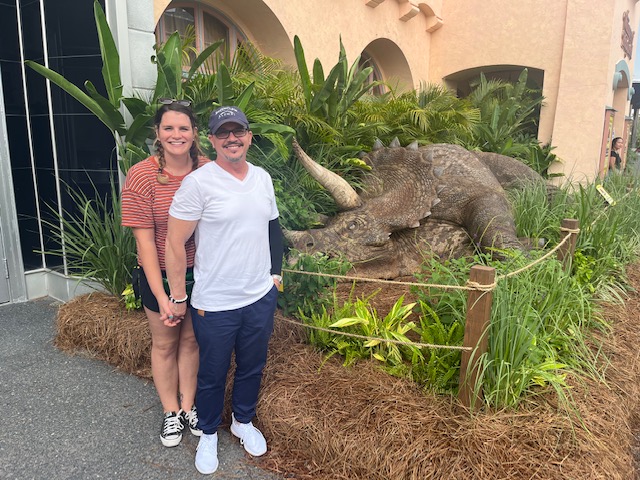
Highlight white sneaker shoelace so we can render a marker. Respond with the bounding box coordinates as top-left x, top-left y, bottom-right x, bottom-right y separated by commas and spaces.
160, 412, 183, 447
182, 406, 203, 436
